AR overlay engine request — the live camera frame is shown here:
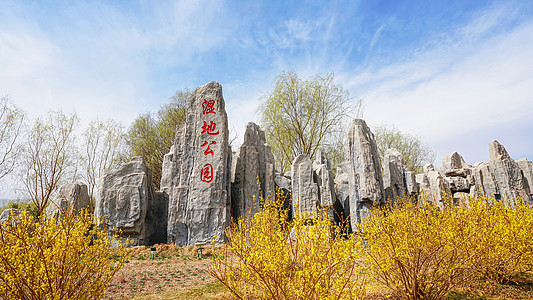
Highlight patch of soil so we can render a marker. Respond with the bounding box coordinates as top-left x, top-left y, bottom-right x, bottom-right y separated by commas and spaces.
104, 244, 217, 299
